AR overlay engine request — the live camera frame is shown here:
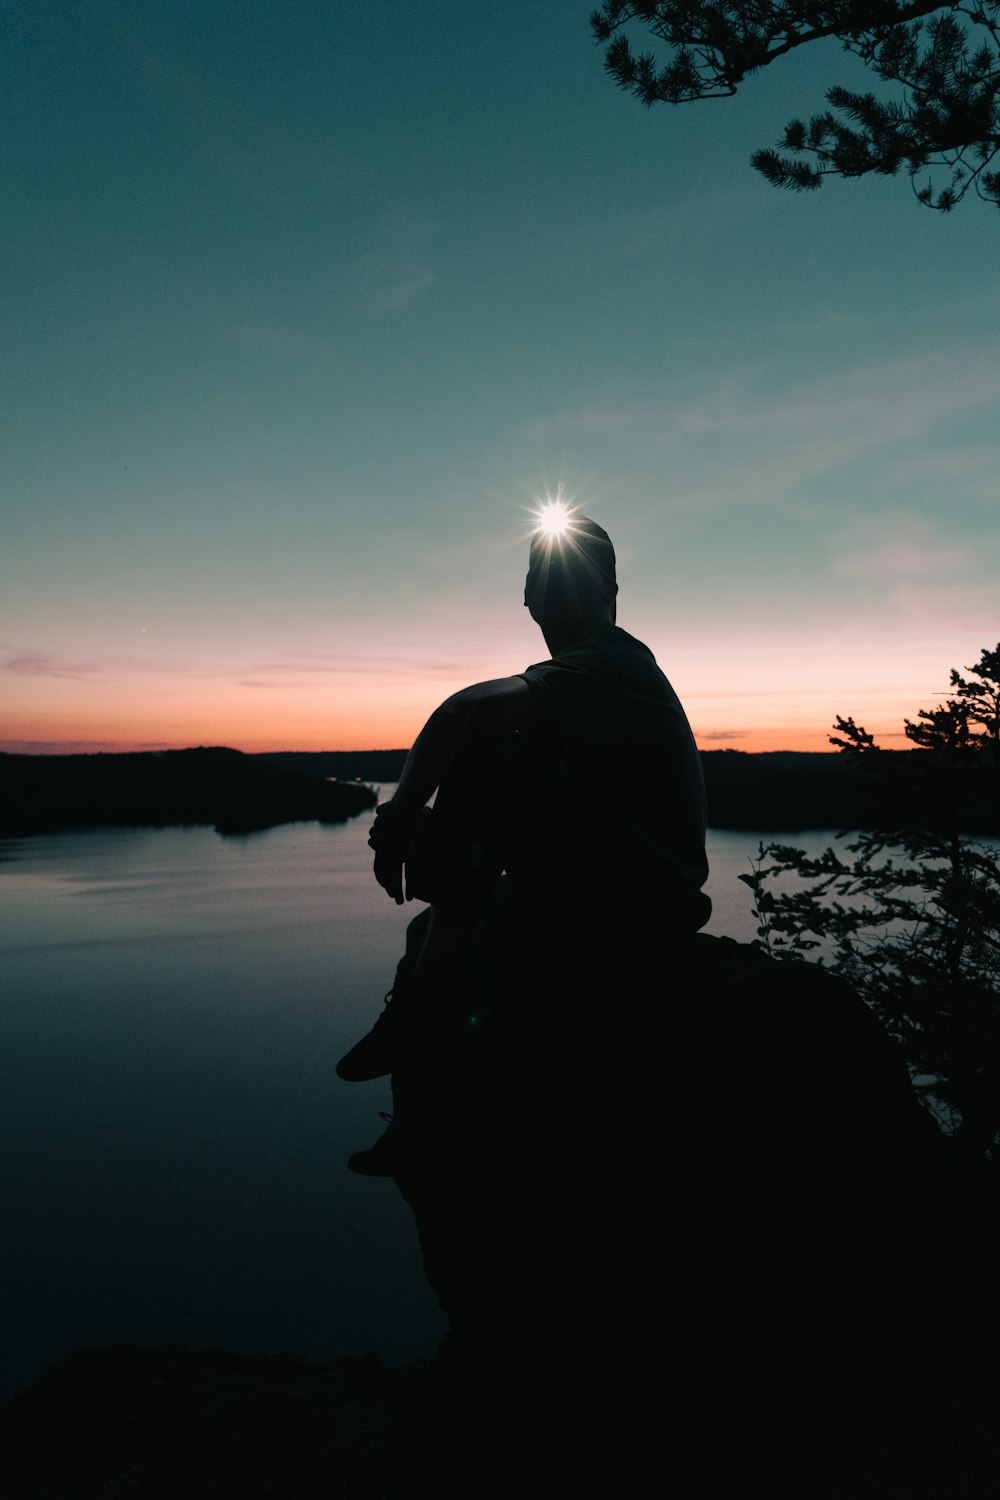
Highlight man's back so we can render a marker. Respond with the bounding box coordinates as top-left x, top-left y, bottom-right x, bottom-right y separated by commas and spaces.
512, 624, 710, 941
